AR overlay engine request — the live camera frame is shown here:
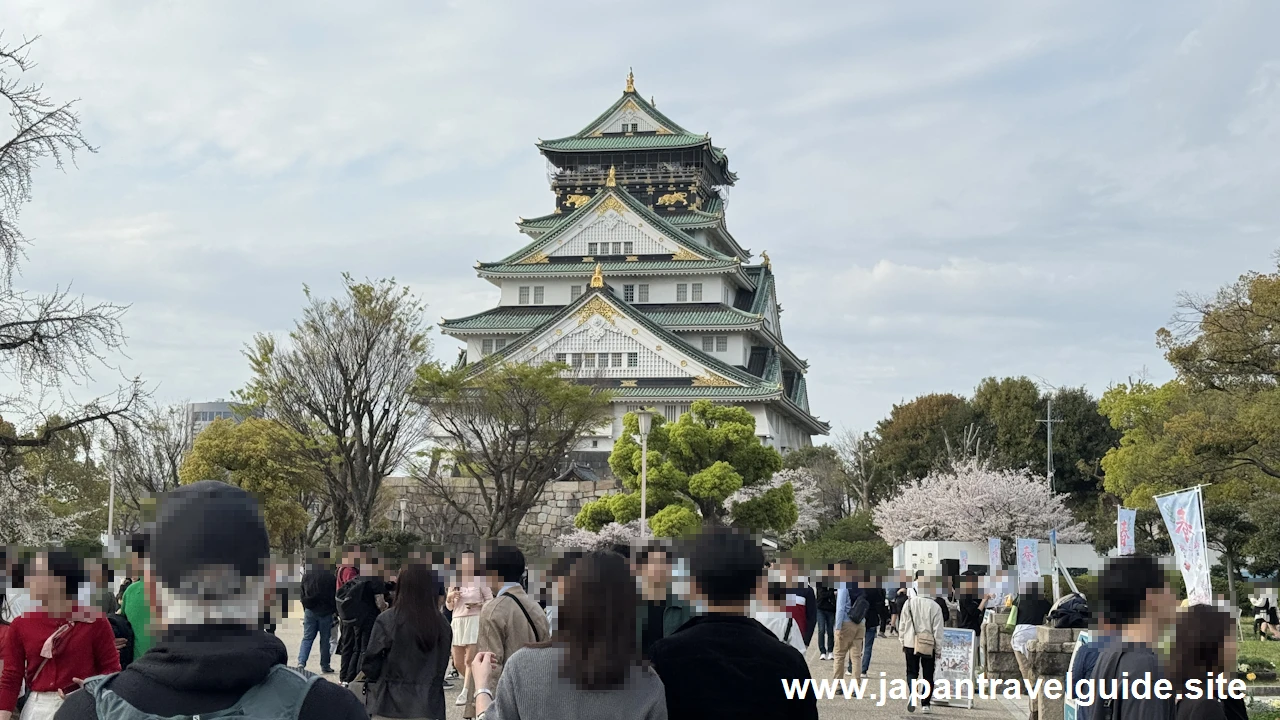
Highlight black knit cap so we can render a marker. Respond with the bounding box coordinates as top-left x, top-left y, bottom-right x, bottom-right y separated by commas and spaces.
149, 480, 270, 588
